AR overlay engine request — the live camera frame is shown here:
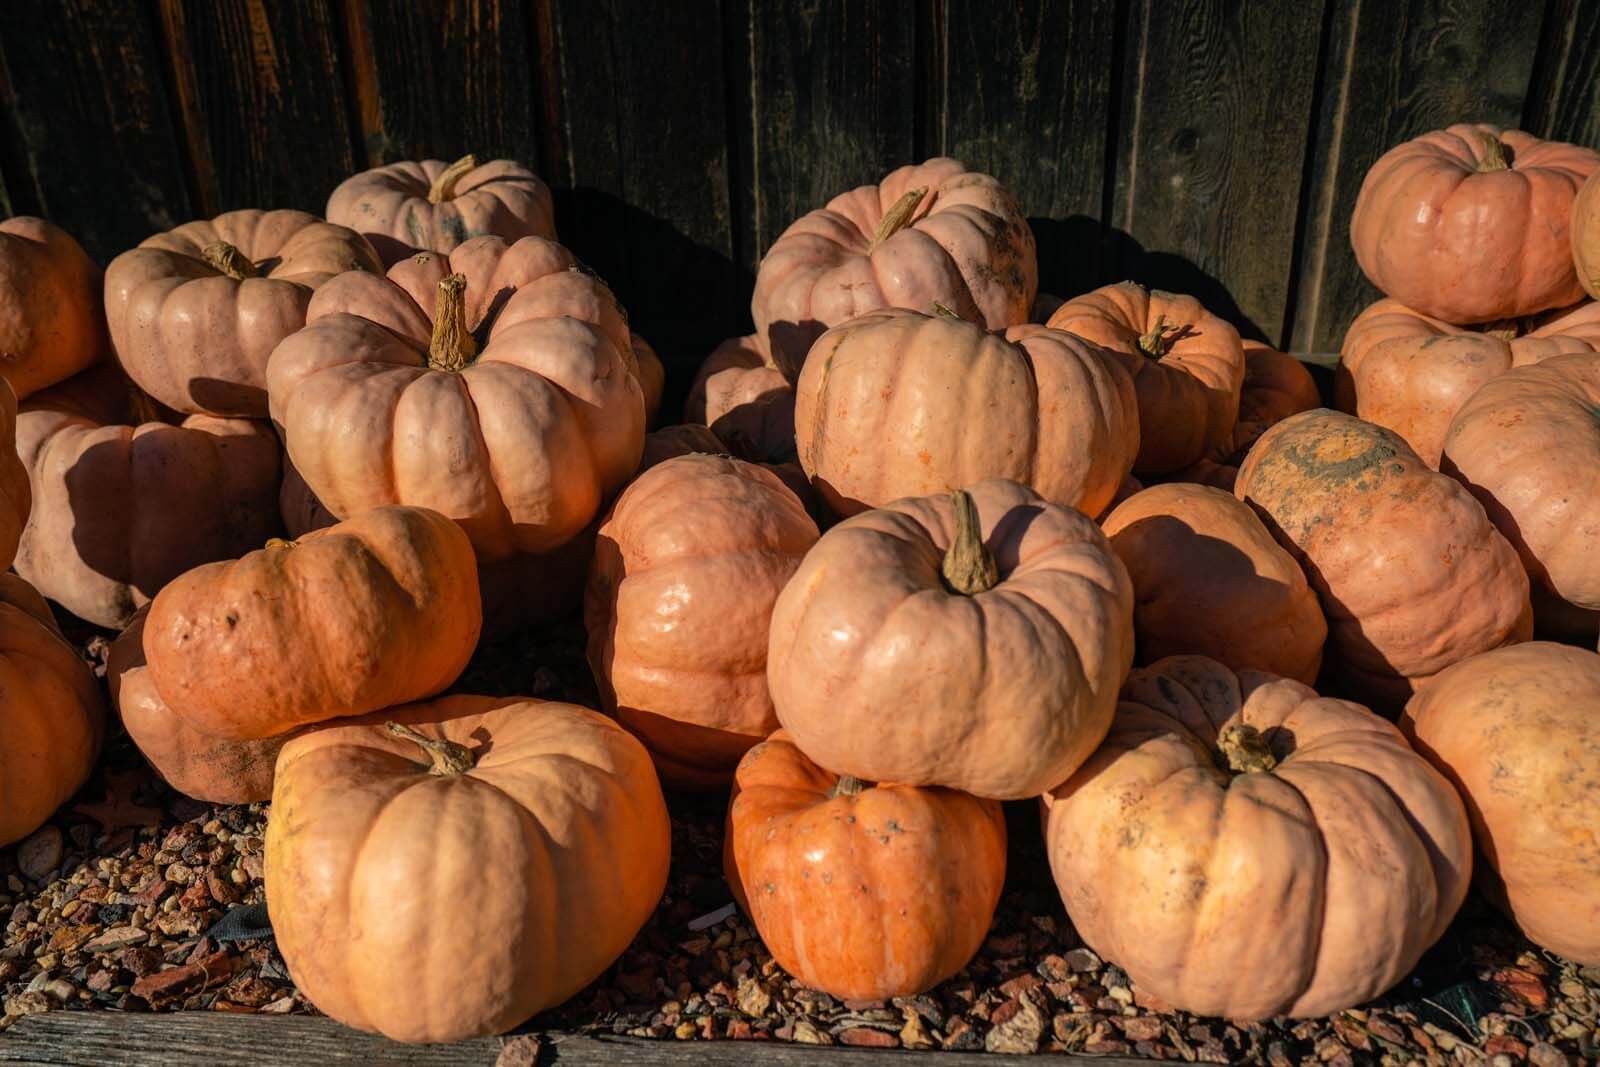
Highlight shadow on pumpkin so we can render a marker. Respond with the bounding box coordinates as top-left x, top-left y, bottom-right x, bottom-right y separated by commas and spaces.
186, 377, 267, 419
